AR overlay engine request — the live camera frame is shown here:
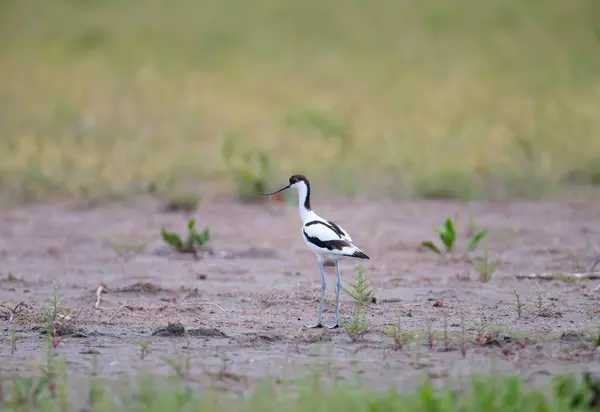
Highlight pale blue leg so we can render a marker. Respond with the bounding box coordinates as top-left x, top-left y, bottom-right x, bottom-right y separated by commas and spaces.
325, 261, 341, 329
305, 259, 326, 328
